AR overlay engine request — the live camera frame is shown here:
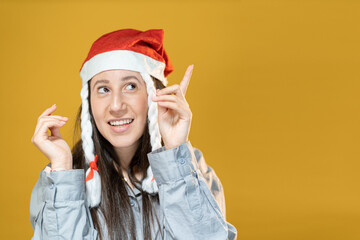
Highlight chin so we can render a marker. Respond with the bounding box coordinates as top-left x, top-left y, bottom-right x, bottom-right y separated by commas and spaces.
108, 136, 141, 149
